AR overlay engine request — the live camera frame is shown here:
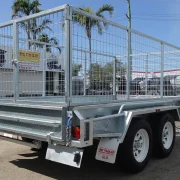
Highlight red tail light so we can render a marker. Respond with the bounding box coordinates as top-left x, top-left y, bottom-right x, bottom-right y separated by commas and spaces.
72, 126, 80, 139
